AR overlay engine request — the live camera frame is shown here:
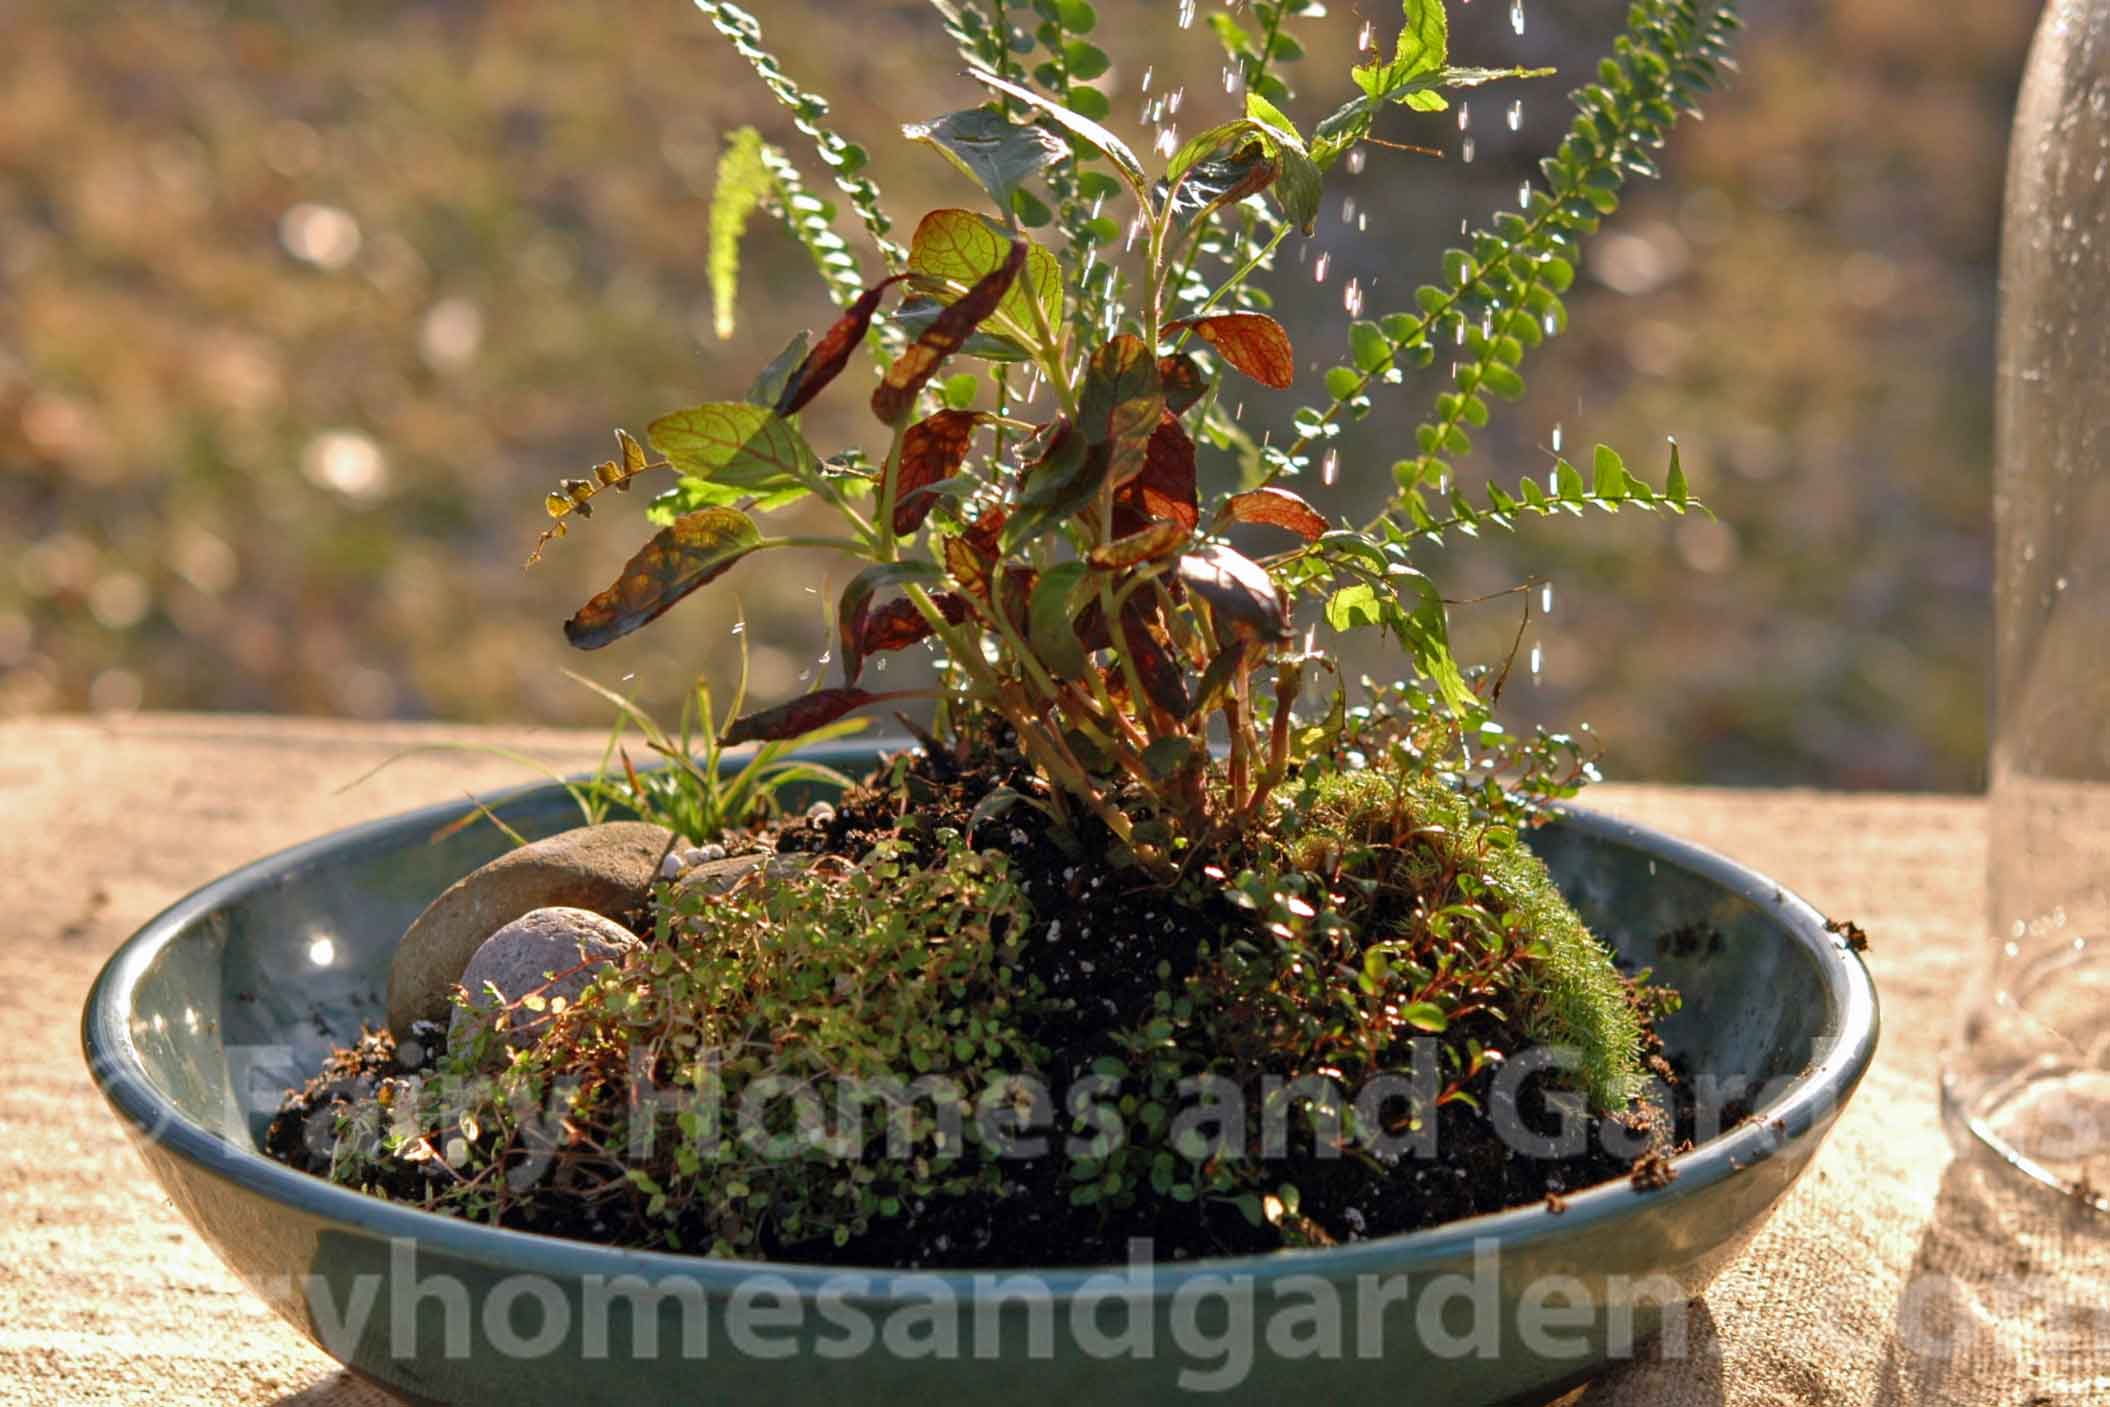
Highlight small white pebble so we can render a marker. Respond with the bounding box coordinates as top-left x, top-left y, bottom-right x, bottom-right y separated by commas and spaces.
698, 842, 727, 861
807, 802, 837, 823
660, 853, 686, 880
1047, 920, 1062, 942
